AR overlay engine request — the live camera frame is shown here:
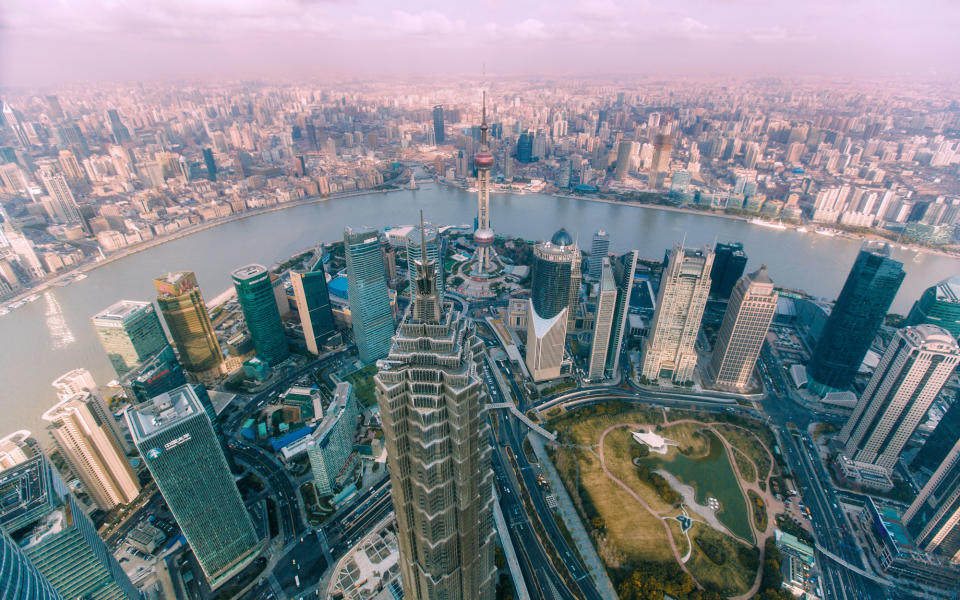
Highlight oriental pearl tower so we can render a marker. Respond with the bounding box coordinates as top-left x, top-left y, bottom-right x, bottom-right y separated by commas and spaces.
472, 90, 495, 274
